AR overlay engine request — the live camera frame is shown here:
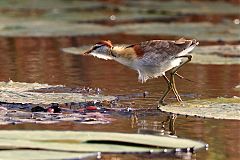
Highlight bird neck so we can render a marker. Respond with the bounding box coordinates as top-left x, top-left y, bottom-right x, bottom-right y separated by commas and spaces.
111, 46, 137, 60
